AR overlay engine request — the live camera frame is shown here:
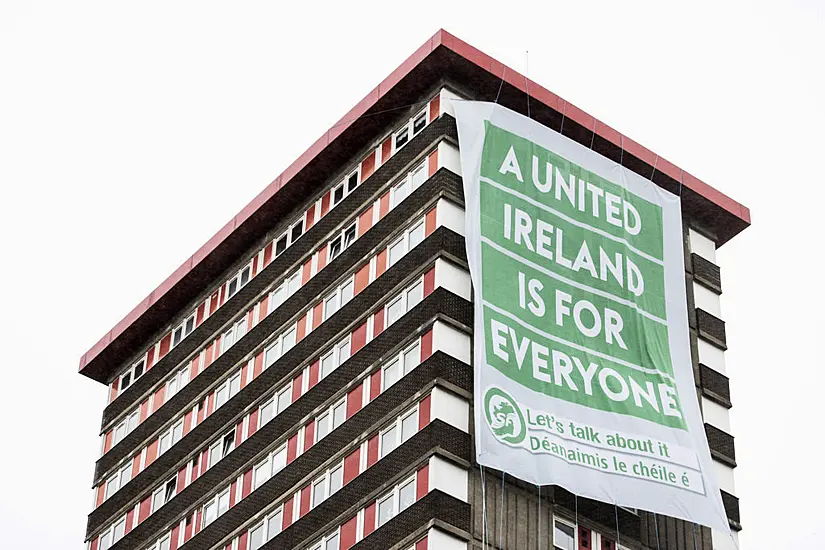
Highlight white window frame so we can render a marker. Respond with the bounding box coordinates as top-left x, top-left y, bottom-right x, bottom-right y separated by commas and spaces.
309, 529, 340, 550
392, 109, 427, 154
381, 340, 421, 391
331, 167, 361, 208
390, 161, 427, 208
171, 312, 196, 349
252, 444, 288, 491
553, 517, 577, 550
146, 534, 171, 550
116, 356, 146, 394
227, 263, 253, 301
320, 337, 351, 380
249, 505, 284, 550
385, 277, 424, 328
311, 461, 344, 509
316, 398, 346, 442
388, 219, 425, 268
209, 428, 236, 468
328, 222, 357, 263
152, 477, 177, 513
379, 405, 419, 459
376, 474, 416, 528
323, 277, 355, 321
202, 487, 231, 527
